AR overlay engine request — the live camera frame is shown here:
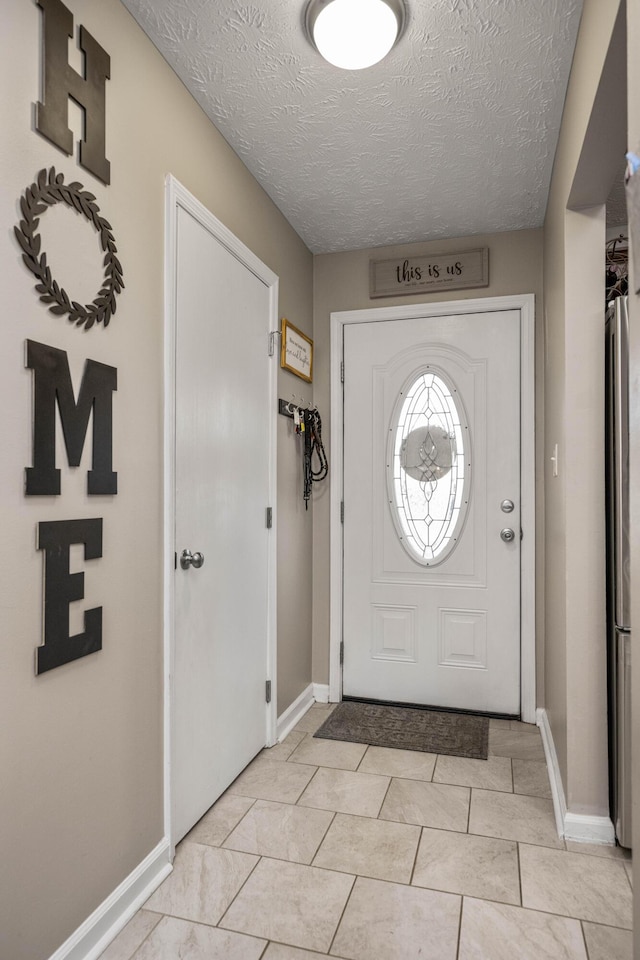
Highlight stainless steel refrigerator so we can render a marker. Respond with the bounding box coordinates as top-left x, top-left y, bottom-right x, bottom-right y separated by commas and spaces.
605, 295, 632, 849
